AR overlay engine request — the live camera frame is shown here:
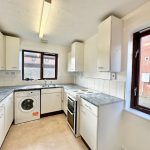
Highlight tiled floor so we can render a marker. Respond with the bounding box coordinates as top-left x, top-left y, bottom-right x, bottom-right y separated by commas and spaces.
1, 114, 88, 150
